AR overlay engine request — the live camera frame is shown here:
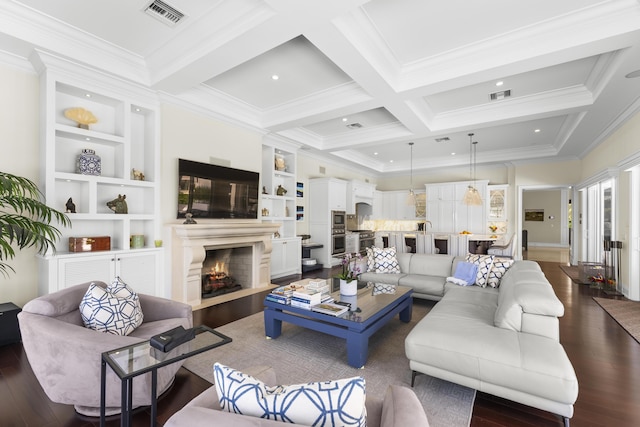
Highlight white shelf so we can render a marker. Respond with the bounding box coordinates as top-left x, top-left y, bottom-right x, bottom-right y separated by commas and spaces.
262, 139, 301, 277
38, 63, 162, 296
